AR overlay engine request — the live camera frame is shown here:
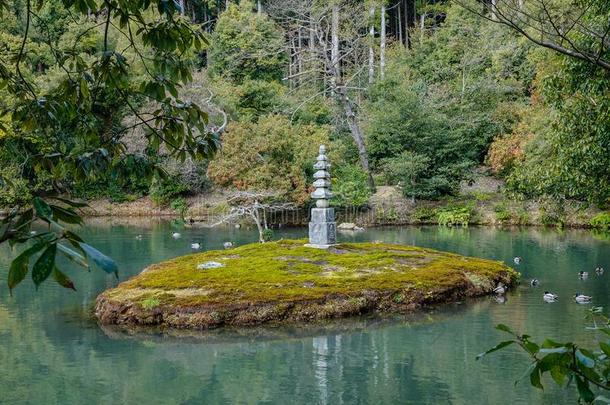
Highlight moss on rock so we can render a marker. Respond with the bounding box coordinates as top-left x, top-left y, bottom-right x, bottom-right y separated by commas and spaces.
95, 239, 518, 329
